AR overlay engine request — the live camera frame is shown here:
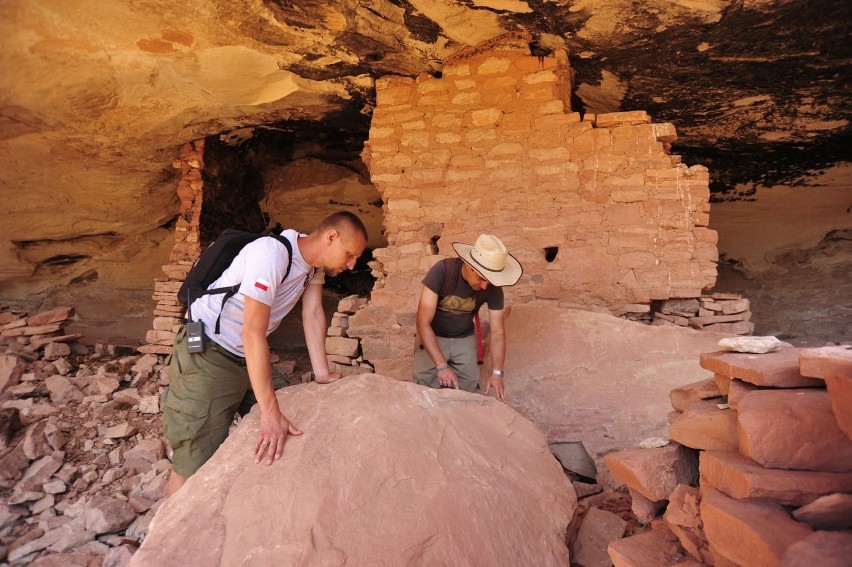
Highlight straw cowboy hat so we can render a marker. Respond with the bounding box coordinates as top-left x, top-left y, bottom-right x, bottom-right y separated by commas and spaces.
452, 234, 523, 287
